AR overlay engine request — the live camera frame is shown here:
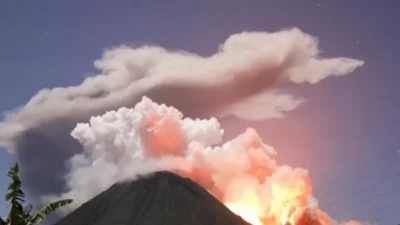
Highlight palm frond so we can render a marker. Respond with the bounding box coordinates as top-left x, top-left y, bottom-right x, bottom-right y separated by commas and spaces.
6, 163, 26, 225
26, 199, 73, 225
22, 204, 33, 222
